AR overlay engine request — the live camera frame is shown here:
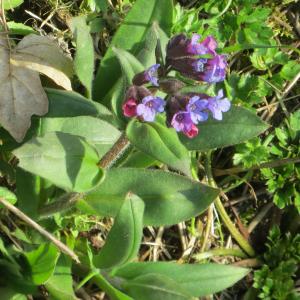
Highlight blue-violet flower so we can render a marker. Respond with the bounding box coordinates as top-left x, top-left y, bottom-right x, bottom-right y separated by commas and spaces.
136, 95, 165, 122
207, 90, 231, 120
